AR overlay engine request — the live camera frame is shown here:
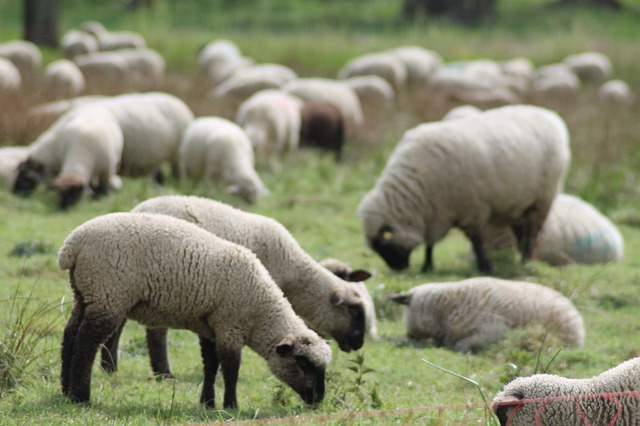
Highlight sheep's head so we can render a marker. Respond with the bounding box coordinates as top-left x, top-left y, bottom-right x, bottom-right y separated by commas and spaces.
326, 286, 365, 352
267, 335, 331, 405
52, 172, 87, 209
13, 158, 46, 196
